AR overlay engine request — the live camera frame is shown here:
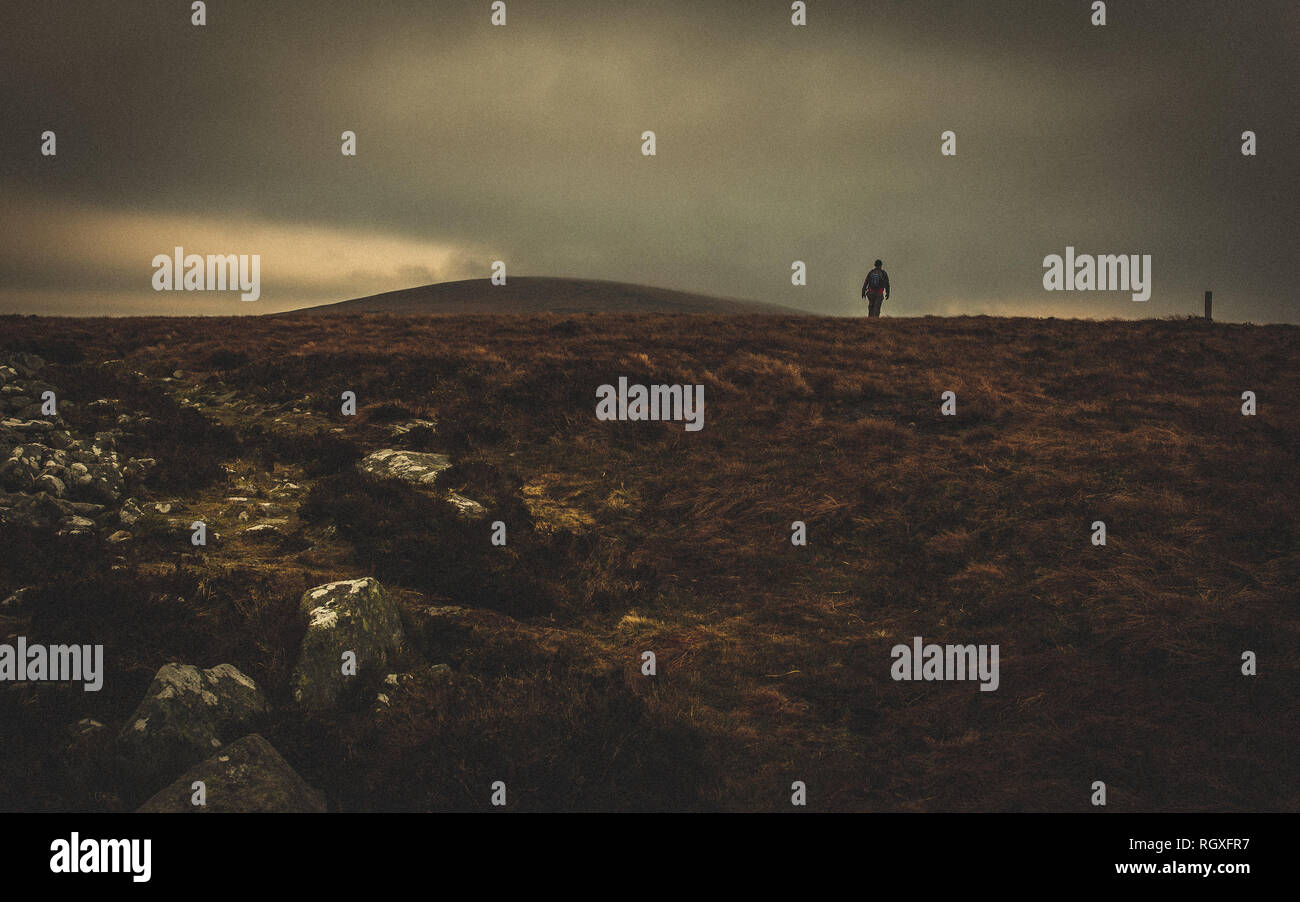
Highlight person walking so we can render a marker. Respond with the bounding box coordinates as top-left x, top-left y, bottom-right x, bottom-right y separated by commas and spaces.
861, 259, 890, 317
